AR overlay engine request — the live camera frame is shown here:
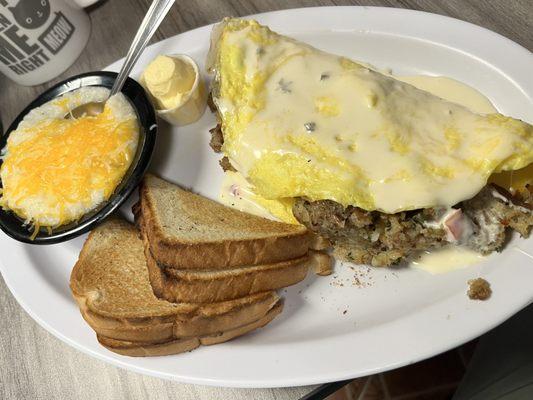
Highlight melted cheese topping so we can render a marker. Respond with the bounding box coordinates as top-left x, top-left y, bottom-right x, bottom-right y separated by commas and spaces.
218, 73, 502, 222
0, 88, 139, 227
412, 246, 485, 274
402, 76, 533, 196
209, 19, 533, 213
396, 75, 497, 115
